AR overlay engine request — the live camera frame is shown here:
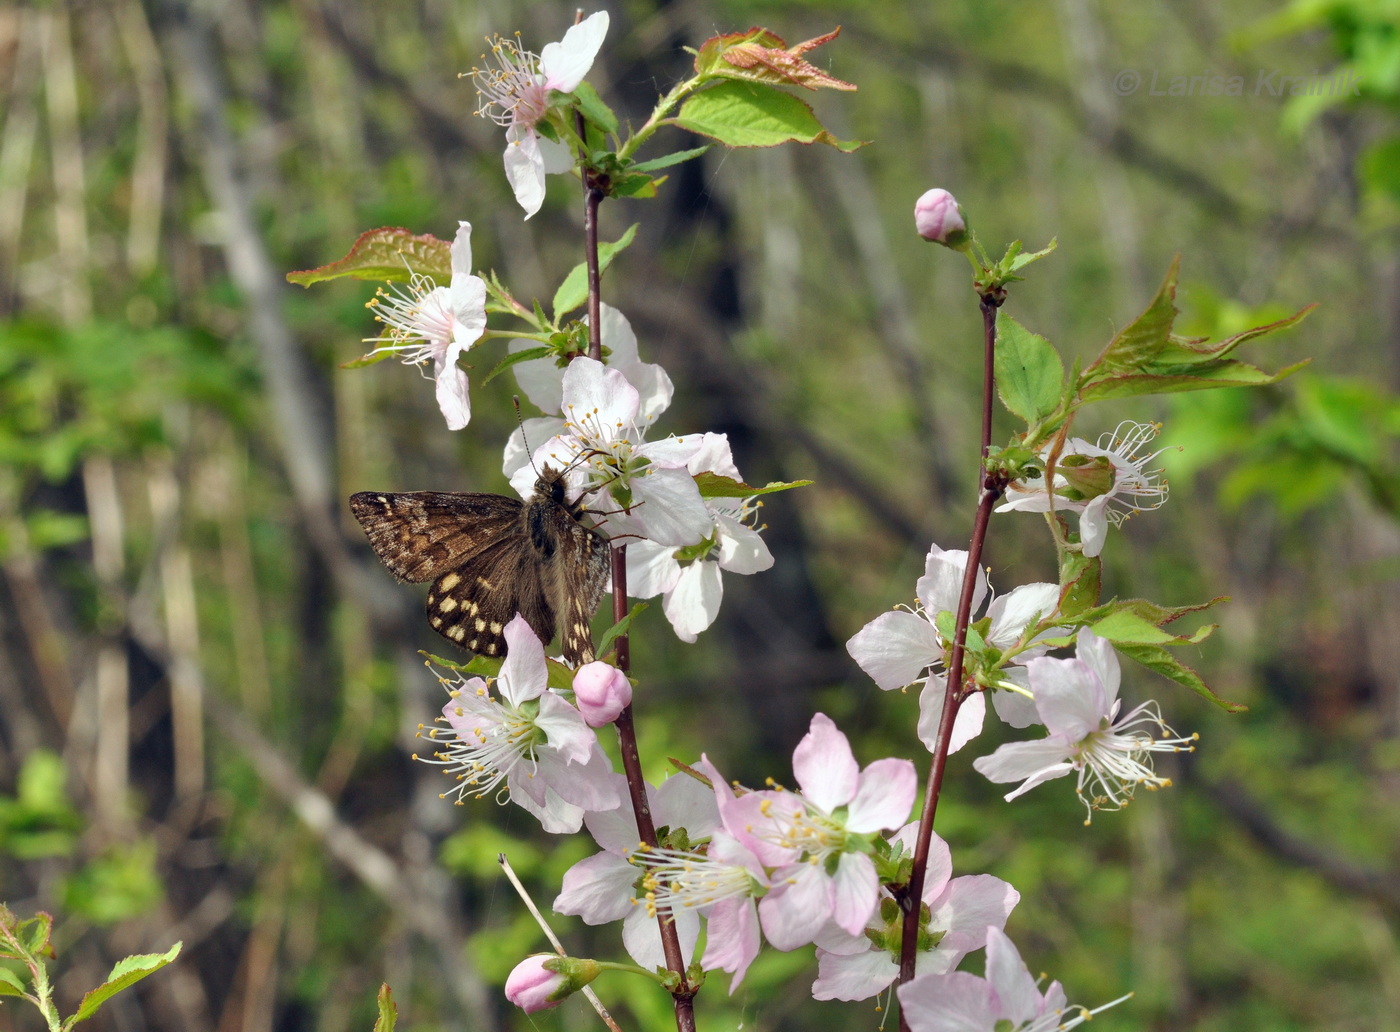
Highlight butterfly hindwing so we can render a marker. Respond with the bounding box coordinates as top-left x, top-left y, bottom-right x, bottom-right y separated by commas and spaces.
425, 534, 550, 658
